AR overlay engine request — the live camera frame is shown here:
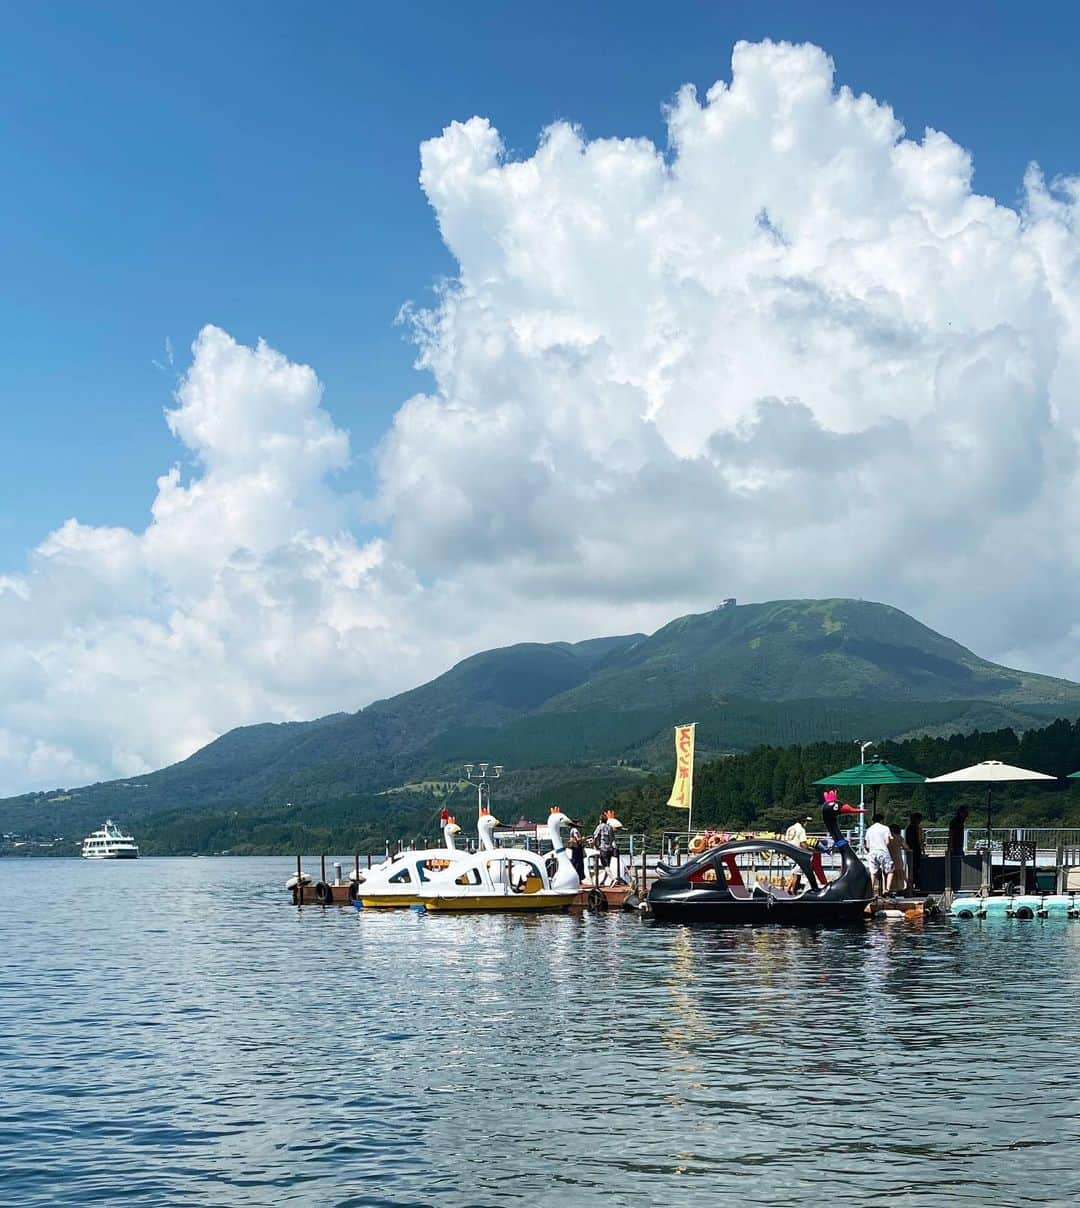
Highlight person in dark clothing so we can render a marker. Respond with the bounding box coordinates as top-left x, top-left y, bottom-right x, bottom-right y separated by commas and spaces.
947, 806, 969, 891
904, 812, 925, 894
593, 812, 615, 869
567, 819, 586, 881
